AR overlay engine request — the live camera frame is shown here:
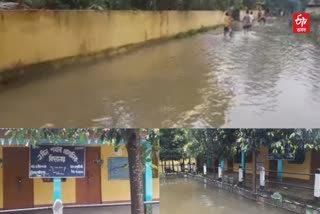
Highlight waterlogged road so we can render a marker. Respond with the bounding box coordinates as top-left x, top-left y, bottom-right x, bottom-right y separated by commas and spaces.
0, 19, 320, 127
160, 177, 290, 214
